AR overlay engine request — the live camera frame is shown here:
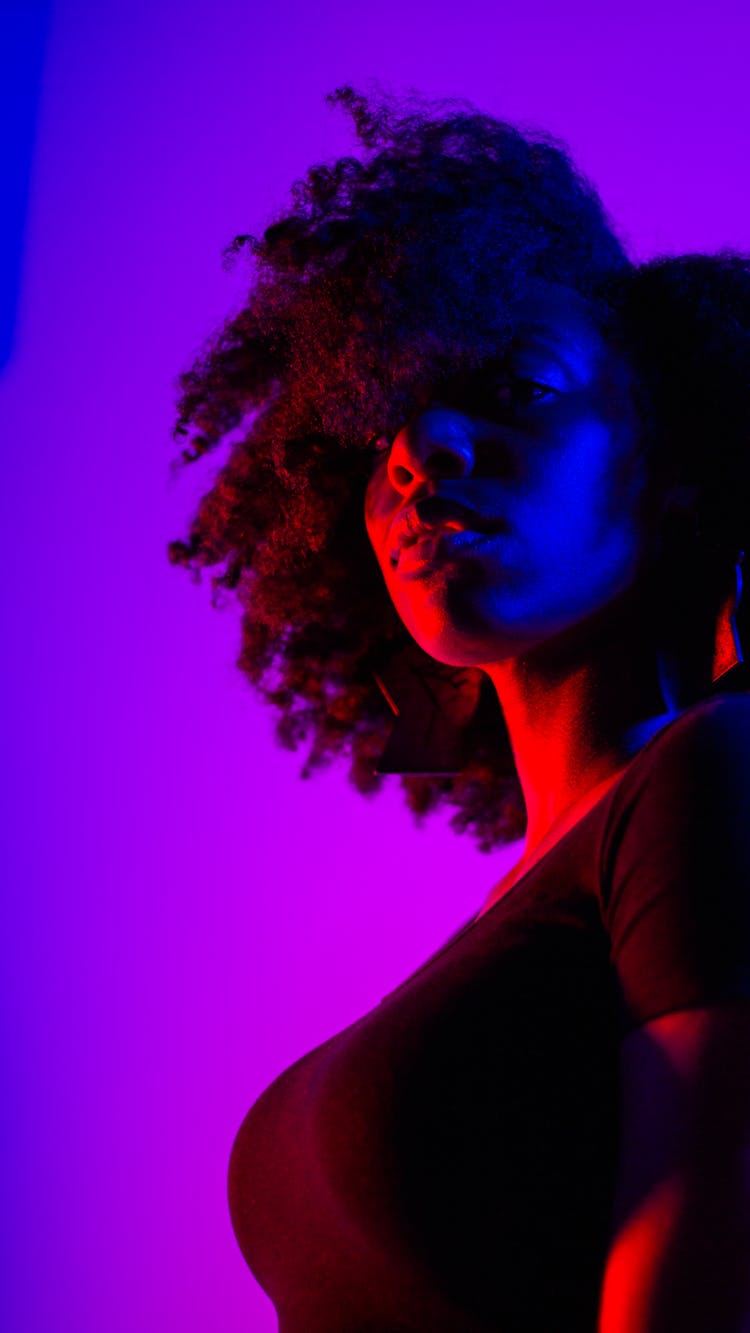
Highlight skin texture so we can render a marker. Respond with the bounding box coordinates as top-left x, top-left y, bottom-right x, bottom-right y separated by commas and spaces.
365, 278, 737, 869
